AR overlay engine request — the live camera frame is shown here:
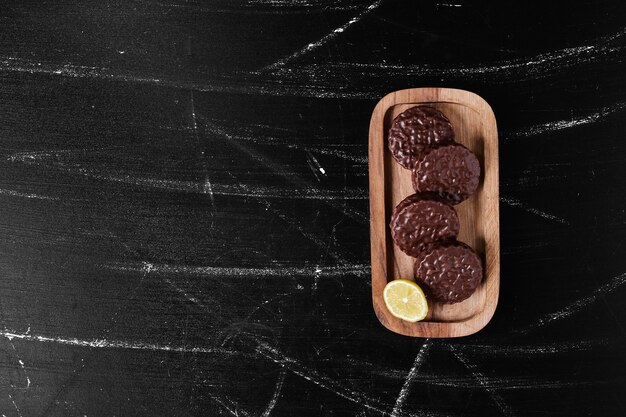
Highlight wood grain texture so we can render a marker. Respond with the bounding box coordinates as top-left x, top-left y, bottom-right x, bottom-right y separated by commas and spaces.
369, 88, 499, 337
